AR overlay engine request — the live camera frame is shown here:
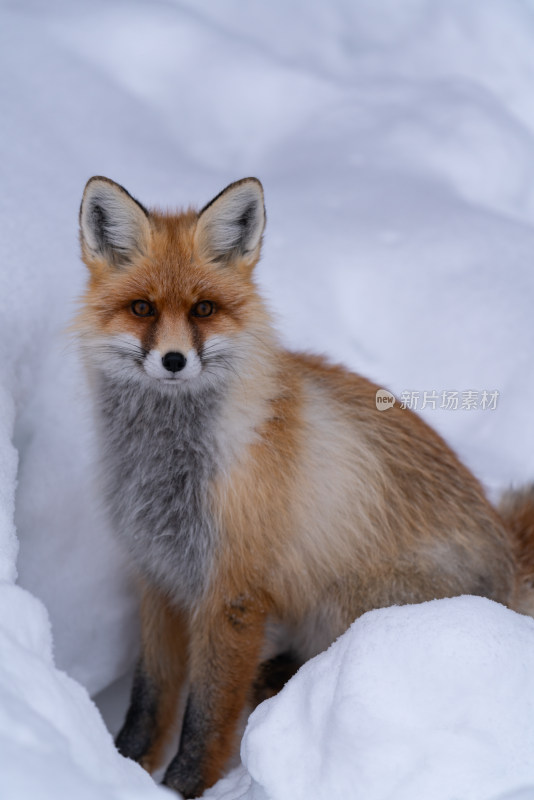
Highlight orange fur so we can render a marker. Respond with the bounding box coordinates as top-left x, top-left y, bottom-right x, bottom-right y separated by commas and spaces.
137, 584, 189, 773
500, 486, 534, 615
